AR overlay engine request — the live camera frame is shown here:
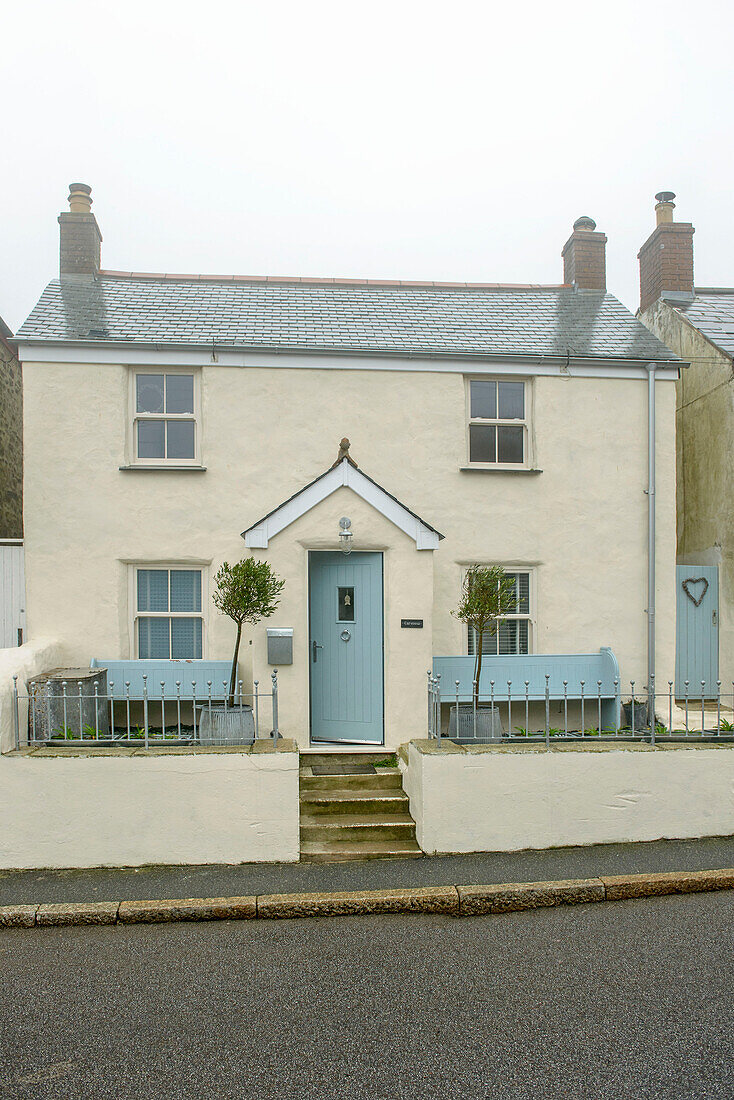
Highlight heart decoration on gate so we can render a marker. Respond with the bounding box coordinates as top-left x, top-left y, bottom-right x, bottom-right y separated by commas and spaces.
682, 577, 709, 607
